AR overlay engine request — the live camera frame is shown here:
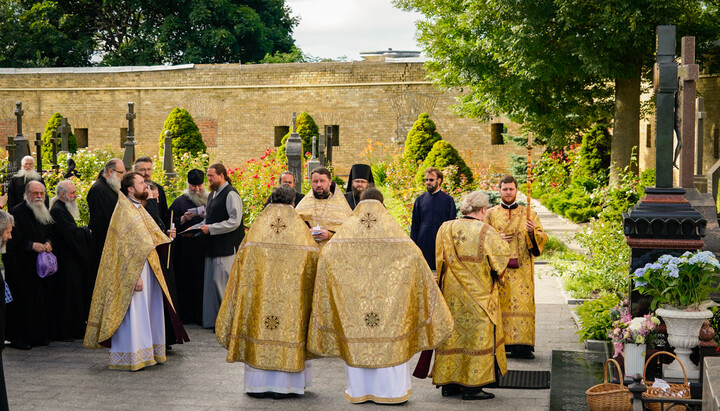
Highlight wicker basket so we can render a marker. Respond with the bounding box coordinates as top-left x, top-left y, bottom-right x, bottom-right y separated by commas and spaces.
642, 351, 691, 411
586, 358, 632, 411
